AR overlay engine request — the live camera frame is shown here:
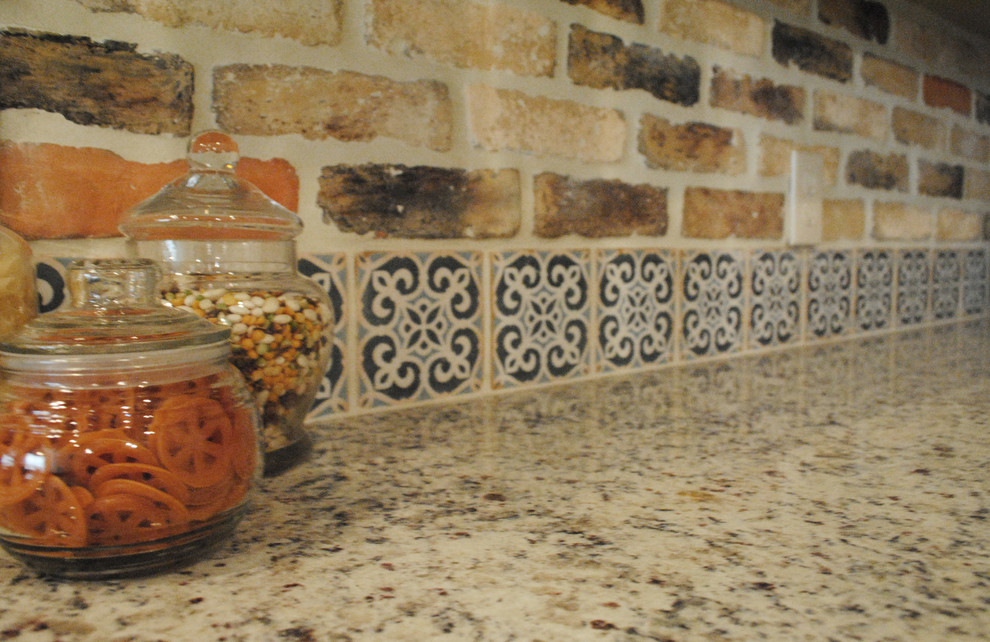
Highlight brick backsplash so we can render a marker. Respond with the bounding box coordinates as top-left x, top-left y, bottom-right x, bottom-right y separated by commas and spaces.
2, 0, 990, 421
